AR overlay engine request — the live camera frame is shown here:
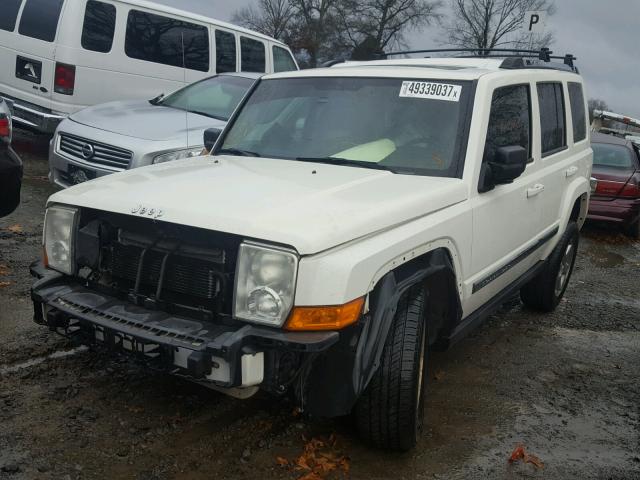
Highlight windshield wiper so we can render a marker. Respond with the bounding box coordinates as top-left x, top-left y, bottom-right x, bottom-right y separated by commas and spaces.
295, 156, 395, 172
148, 93, 165, 105
188, 110, 227, 121
217, 148, 261, 157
